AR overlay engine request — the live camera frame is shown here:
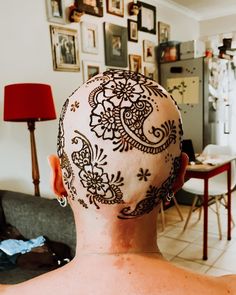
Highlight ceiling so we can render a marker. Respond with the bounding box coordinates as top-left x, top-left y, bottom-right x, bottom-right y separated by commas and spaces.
164, 0, 236, 20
